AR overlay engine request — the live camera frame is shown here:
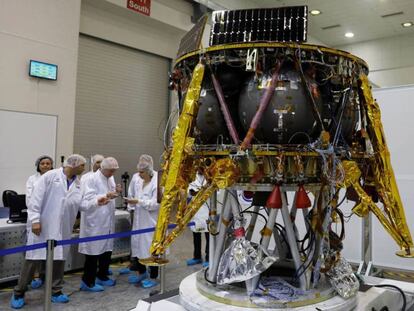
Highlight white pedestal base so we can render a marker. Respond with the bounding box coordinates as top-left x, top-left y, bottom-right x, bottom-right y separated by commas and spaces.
179, 273, 357, 311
